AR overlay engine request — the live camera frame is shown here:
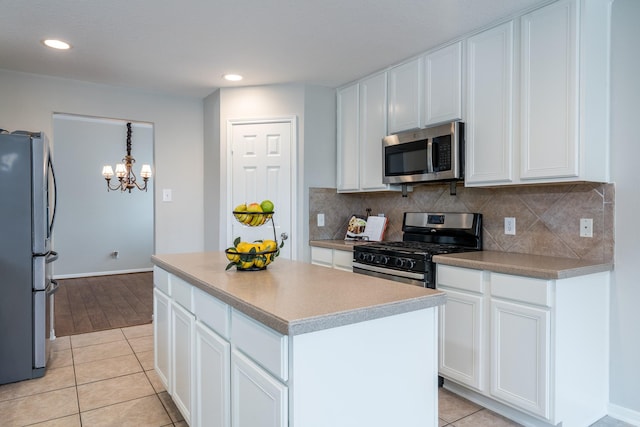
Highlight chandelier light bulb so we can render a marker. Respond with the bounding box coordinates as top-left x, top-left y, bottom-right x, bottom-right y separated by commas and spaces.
101, 165, 114, 179
115, 163, 127, 178
140, 164, 152, 179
